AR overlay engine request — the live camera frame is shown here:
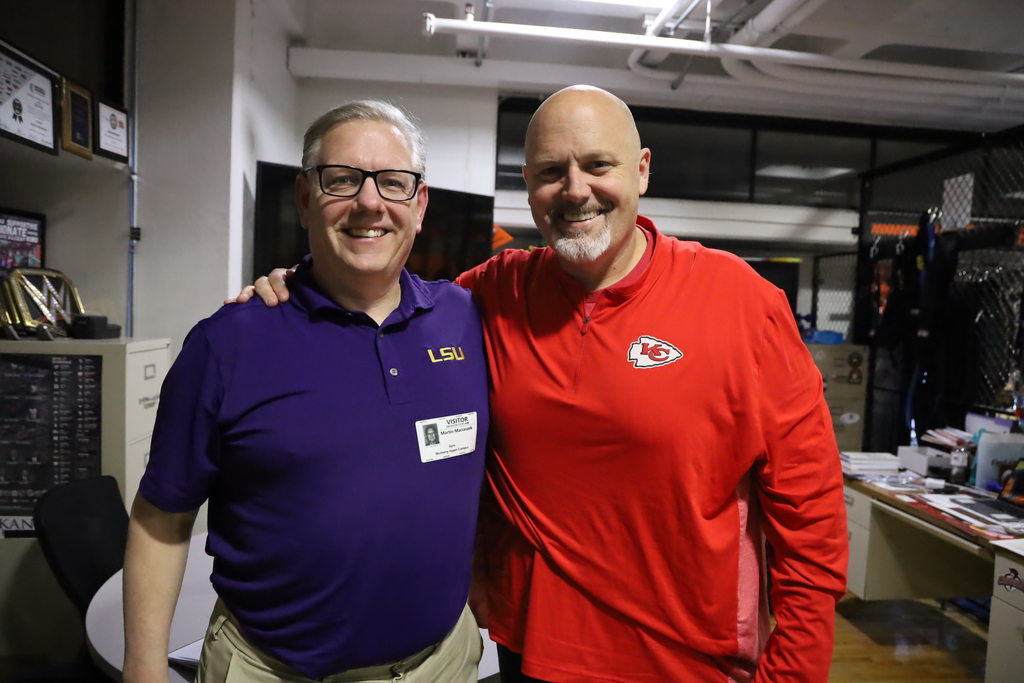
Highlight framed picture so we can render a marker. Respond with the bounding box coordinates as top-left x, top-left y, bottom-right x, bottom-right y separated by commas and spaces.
0, 42, 59, 155
0, 206, 45, 278
61, 77, 92, 159
93, 99, 128, 162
